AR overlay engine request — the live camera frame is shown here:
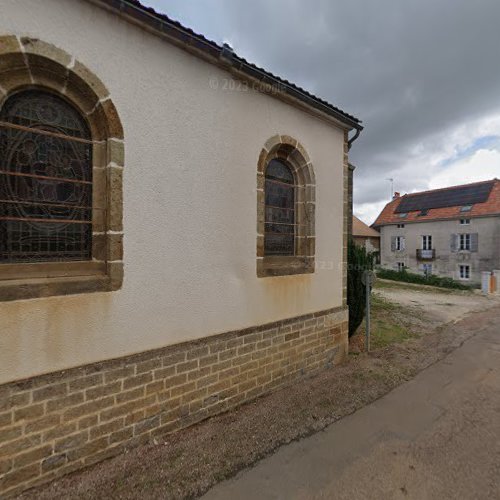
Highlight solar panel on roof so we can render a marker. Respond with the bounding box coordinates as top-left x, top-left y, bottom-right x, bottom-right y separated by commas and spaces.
395, 182, 494, 213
